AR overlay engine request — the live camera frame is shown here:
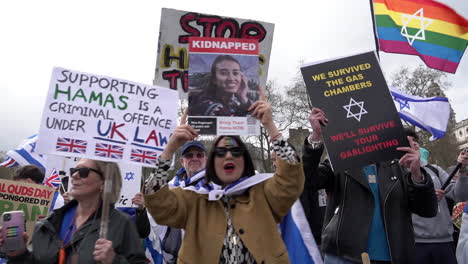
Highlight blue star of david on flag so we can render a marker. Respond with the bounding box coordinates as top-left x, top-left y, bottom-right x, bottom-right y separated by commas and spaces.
390, 87, 450, 140
124, 172, 135, 181
394, 96, 410, 110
